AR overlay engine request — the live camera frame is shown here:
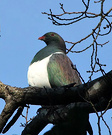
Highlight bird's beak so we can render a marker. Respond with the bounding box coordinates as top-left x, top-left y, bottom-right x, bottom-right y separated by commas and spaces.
38, 36, 45, 40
